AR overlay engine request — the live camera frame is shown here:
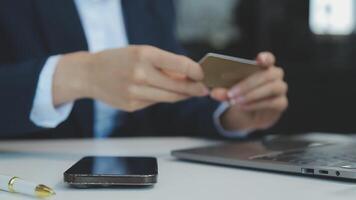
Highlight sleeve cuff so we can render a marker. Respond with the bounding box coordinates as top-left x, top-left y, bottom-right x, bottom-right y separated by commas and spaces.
30, 55, 74, 128
213, 102, 251, 139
